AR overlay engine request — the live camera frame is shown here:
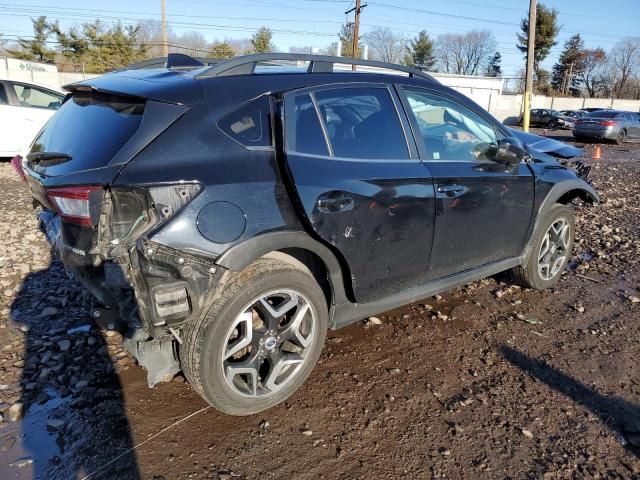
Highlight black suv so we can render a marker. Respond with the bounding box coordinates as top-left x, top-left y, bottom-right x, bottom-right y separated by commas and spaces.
17, 54, 598, 415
